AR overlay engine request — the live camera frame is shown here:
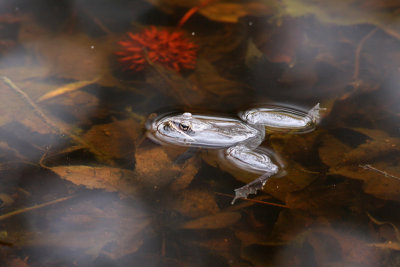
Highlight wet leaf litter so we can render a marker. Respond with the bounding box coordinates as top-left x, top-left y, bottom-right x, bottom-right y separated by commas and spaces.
0, 0, 400, 266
